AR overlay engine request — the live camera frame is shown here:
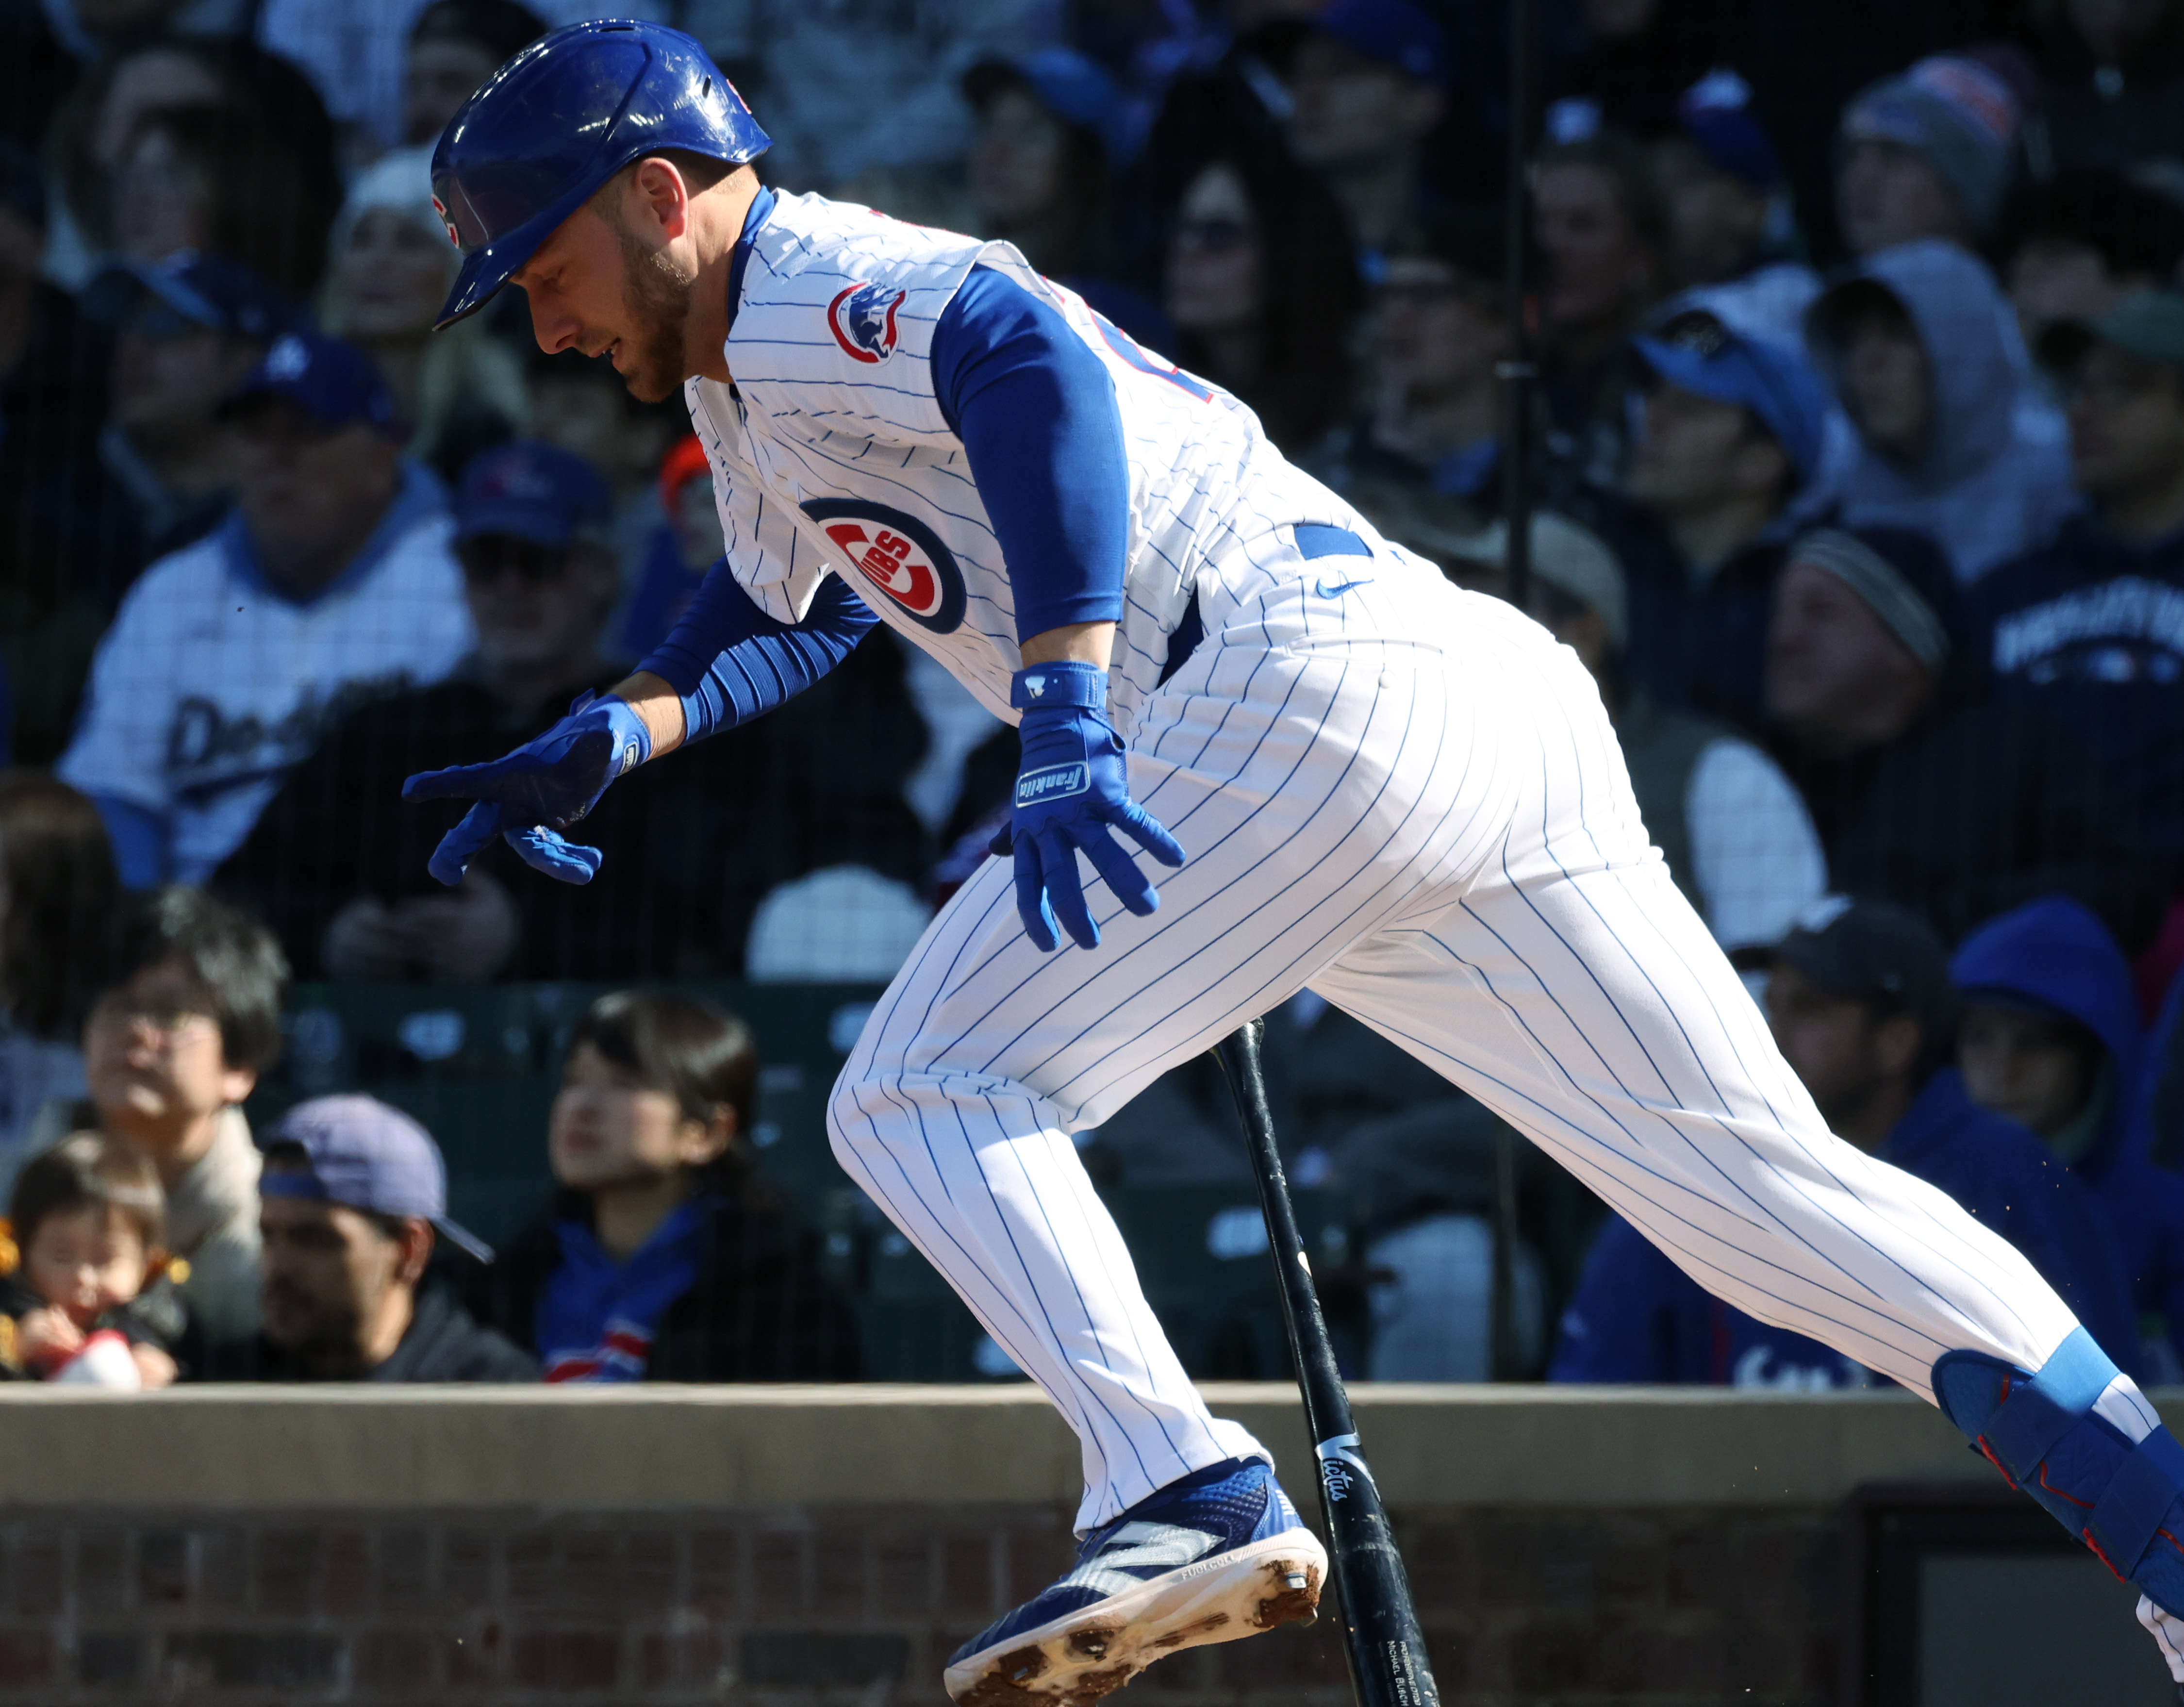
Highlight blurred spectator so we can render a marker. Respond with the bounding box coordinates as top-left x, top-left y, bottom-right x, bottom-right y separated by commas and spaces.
258, 0, 547, 164
962, 50, 1169, 348
1647, 70, 1821, 351
1806, 240, 2075, 585
2023, 0, 2184, 177
616, 435, 720, 661
78, 252, 295, 603
1317, 212, 1506, 502
105, 102, 336, 300
2141, 964, 2184, 1172
1463, 509, 1826, 958
200, 1095, 533, 1381
1162, 149, 1362, 453
526, 344, 686, 582
401, 0, 547, 149
1533, 131, 1668, 480
1273, 0, 1448, 262
741, 0, 1045, 193
1835, 54, 2024, 260
320, 146, 529, 480
1953, 895, 2184, 1367
1545, 0, 1747, 142
0, 775, 117, 1193
745, 866, 933, 983
2005, 169, 2184, 357
1760, 527, 2151, 943
1969, 293, 2184, 870
1551, 897, 2143, 1384
1594, 312, 1832, 723
465, 992, 859, 1381
61, 331, 474, 888
1077, 1053, 1251, 1188
44, 36, 339, 293
74, 888, 285, 1345
0, 1131, 185, 1387
218, 440, 929, 981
